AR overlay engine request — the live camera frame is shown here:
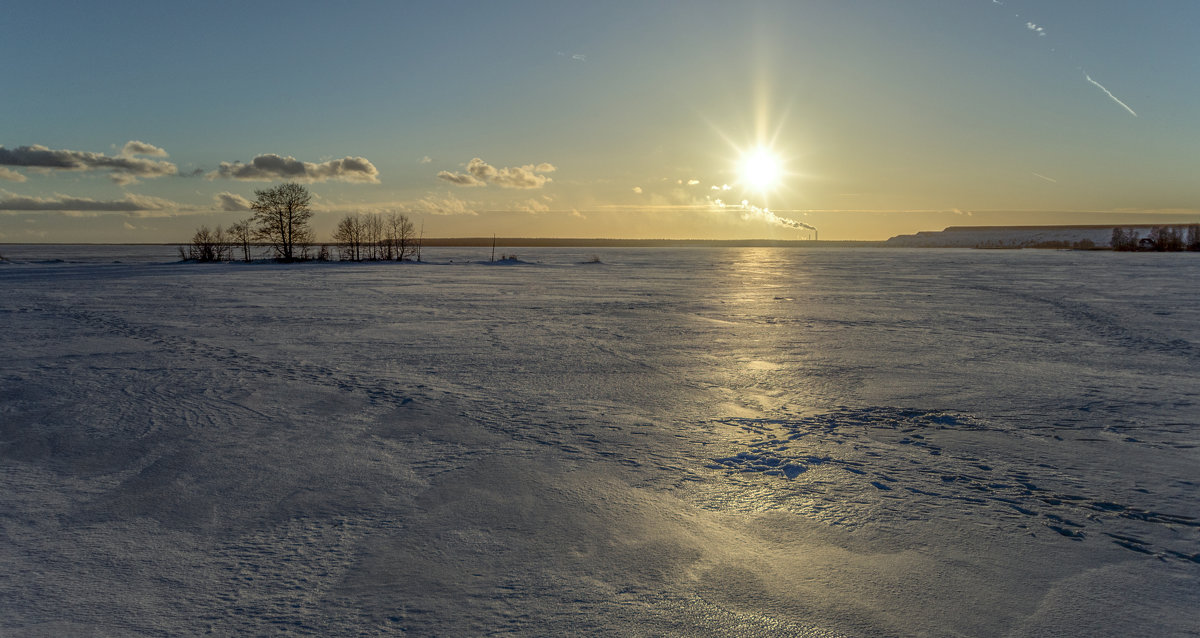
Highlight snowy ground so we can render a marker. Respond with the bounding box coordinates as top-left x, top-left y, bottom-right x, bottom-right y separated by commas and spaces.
2, 245, 1198, 636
